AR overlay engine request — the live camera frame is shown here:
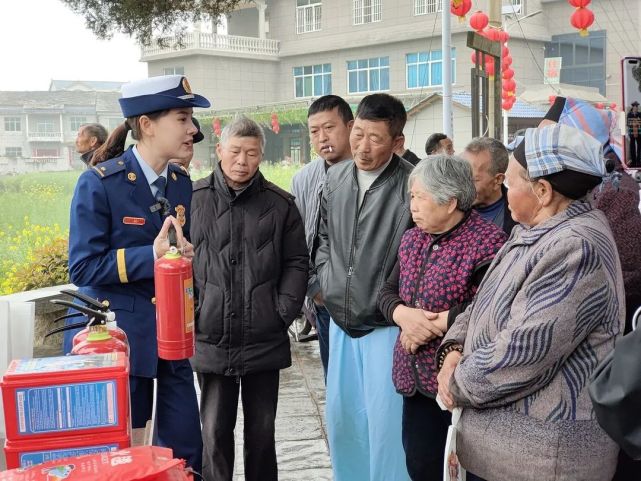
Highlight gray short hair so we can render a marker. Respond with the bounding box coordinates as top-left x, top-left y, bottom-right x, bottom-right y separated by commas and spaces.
220, 115, 265, 152
409, 154, 476, 211
464, 137, 509, 175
